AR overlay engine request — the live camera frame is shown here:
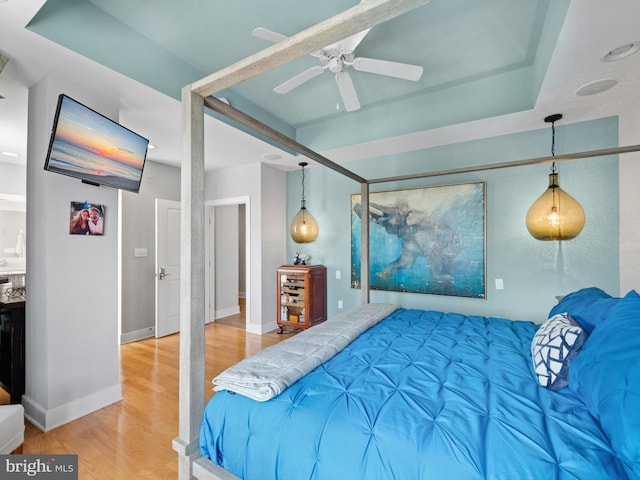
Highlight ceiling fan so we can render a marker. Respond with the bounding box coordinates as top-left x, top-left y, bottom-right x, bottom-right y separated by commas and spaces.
252, 27, 424, 112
